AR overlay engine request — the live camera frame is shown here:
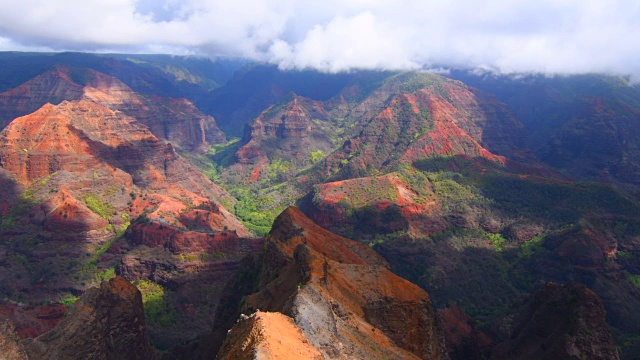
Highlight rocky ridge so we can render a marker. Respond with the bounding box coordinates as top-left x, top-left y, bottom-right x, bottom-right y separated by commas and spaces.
0, 66, 226, 151
217, 311, 323, 360
0, 72, 251, 348
242, 206, 449, 359
0, 276, 156, 360
495, 282, 620, 360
